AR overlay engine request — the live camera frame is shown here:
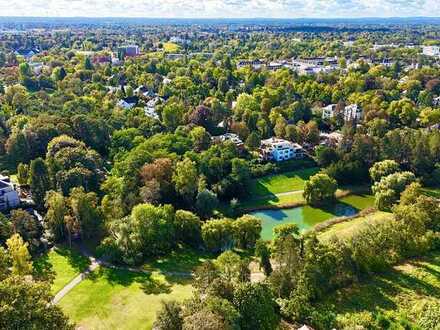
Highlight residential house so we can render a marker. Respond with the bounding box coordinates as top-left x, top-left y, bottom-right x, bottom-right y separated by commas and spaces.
344, 104, 363, 122
212, 133, 243, 148
373, 57, 395, 67
292, 57, 338, 67
433, 96, 440, 107
423, 46, 440, 57
237, 59, 265, 70
267, 61, 288, 71
166, 53, 185, 61
144, 96, 163, 120
260, 138, 305, 162
93, 54, 112, 65
0, 176, 20, 211
291, 56, 339, 75
117, 96, 138, 110
29, 62, 44, 75
372, 43, 398, 51
117, 45, 140, 59
14, 48, 39, 60
319, 132, 343, 147
322, 104, 337, 119
134, 85, 156, 98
